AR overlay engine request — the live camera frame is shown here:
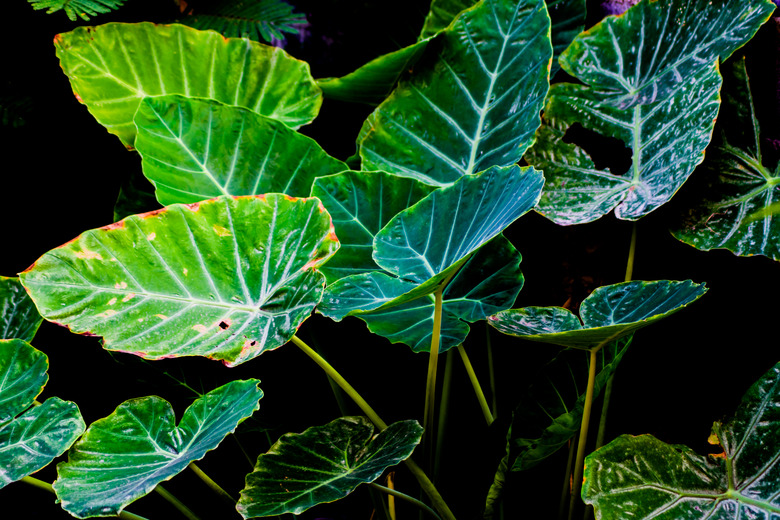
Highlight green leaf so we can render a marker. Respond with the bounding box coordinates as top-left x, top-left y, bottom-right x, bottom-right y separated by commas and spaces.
359, 0, 552, 186
55, 22, 322, 147
0, 276, 43, 342
54, 379, 262, 518
527, 0, 775, 224
237, 417, 423, 517
0, 339, 85, 489
546, 0, 585, 77
135, 95, 347, 205
583, 361, 780, 519
20, 195, 339, 367
488, 280, 707, 350
671, 58, 780, 261
311, 170, 436, 283
27, 0, 125, 21
419, 0, 474, 39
